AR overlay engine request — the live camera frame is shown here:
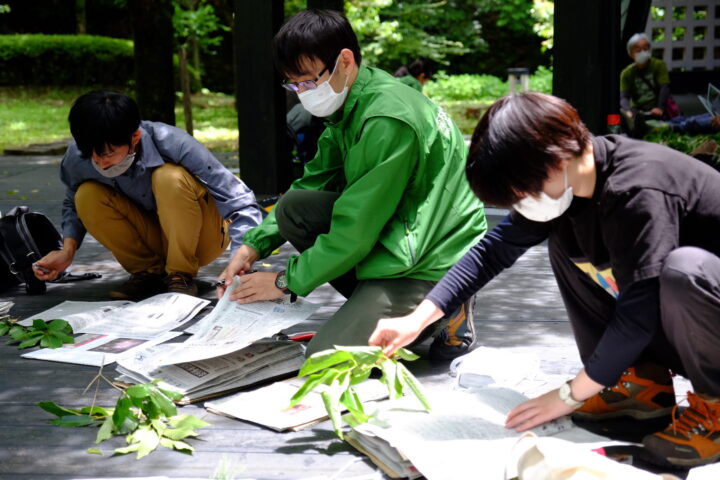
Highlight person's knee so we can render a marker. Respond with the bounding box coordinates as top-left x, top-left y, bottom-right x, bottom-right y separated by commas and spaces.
274, 190, 305, 236
660, 247, 714, 301
151, 164, 194, 196
75, 181, 112, 221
